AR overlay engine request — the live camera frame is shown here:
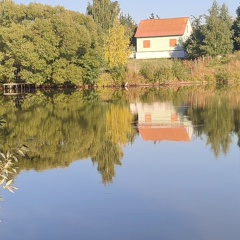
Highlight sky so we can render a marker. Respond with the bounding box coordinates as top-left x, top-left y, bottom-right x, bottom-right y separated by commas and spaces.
14, 0, 239, 24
